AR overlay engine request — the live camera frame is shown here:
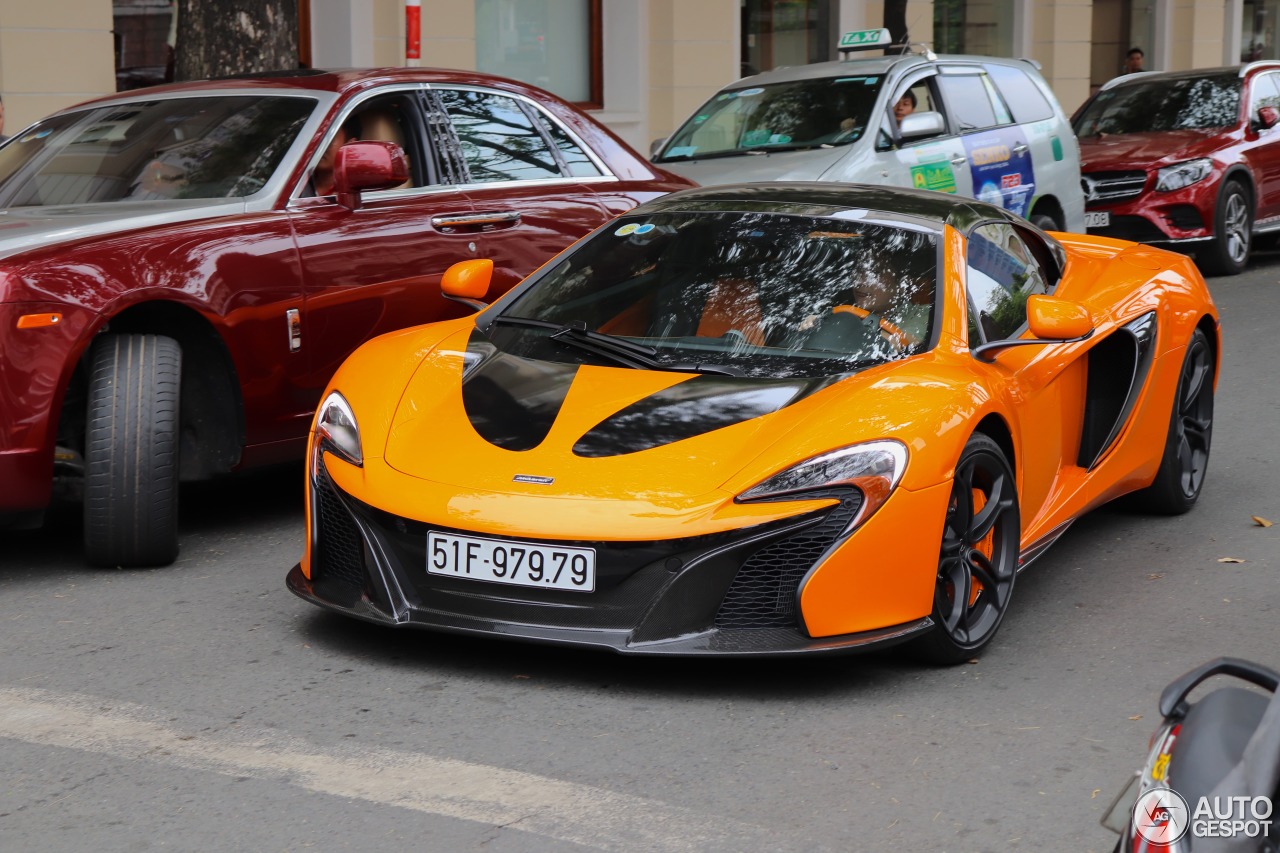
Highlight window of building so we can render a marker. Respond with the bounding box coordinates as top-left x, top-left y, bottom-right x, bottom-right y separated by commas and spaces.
113, 0, 176, 91
1244, 0, 1280, 61
740, 0, 836, 77
934, 0, 1016, 57
475, 0, 602, 108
